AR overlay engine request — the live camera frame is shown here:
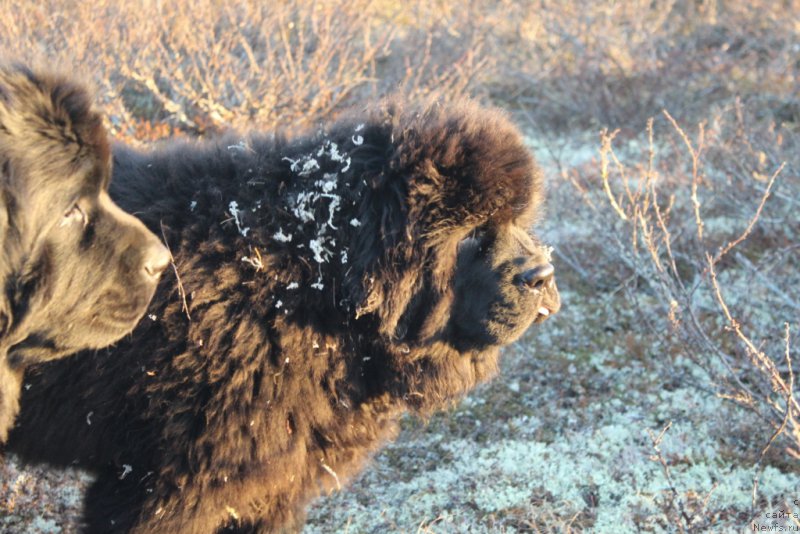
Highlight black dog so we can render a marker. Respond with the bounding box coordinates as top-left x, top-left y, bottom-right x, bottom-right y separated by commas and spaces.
10, 100, 560, 533
0, 64, 170, 441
